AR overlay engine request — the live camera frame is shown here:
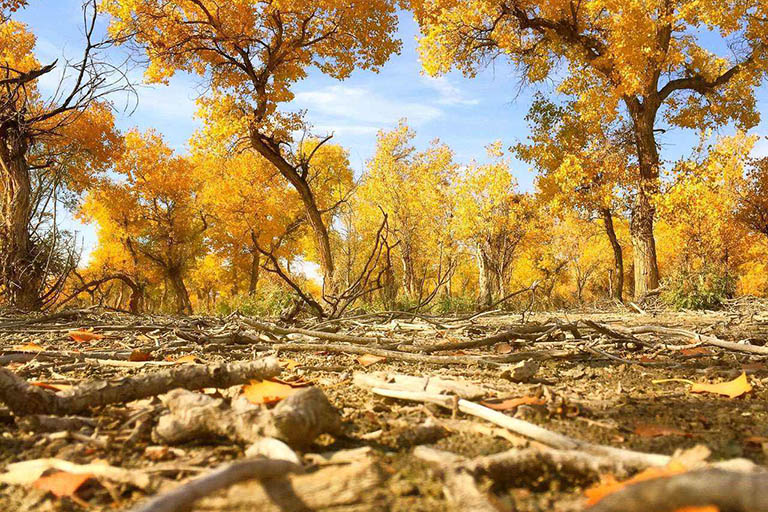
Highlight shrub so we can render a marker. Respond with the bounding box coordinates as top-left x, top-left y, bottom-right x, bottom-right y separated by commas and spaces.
216, 283, 294, 317
661, 266, 736, 310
